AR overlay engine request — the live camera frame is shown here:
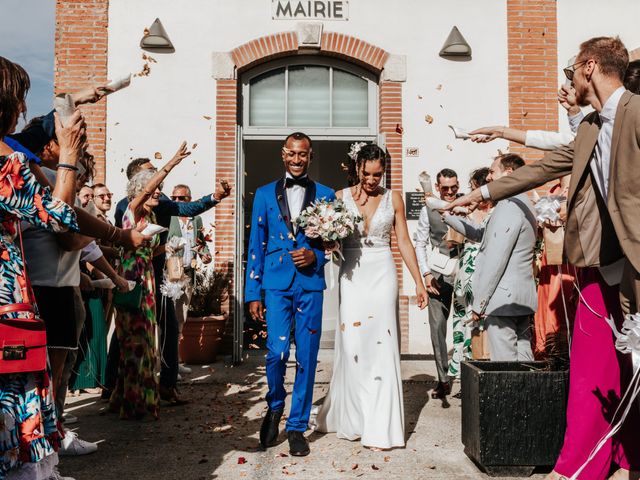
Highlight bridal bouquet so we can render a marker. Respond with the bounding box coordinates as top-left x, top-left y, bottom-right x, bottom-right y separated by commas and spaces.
295, 198, 362, 243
